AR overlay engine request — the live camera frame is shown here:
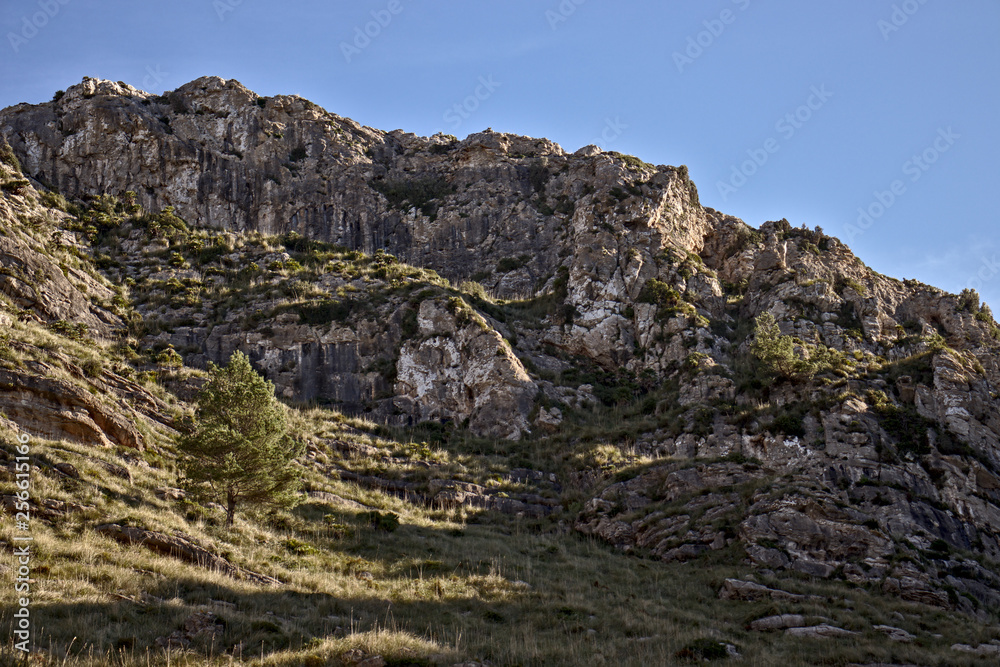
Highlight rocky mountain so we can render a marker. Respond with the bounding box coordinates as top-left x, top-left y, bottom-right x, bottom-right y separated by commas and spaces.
2, 76, 1000, 665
